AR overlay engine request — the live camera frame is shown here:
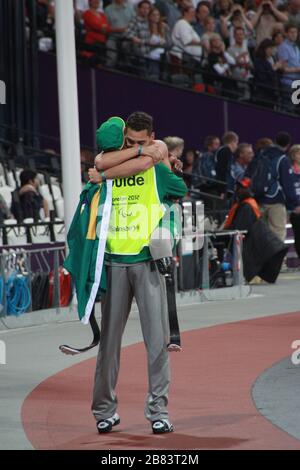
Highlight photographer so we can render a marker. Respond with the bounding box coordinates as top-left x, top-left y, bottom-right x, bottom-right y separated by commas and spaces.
251, 0, 288, 47
225, 4, 254, 47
